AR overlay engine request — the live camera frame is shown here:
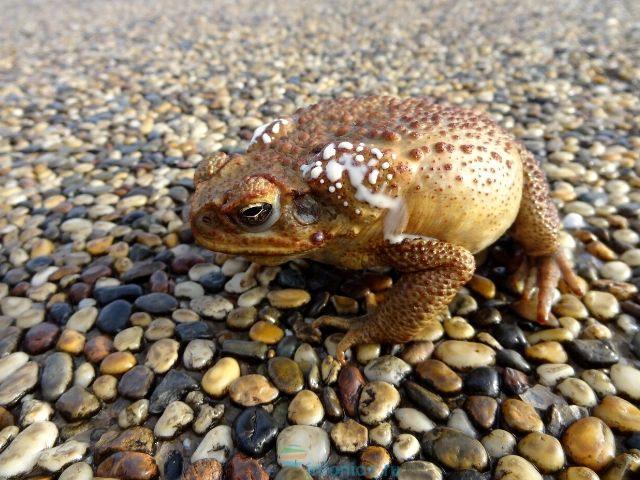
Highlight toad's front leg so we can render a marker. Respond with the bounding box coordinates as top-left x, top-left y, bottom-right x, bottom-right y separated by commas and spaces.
314, 238, 475, 364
